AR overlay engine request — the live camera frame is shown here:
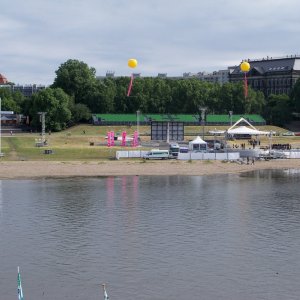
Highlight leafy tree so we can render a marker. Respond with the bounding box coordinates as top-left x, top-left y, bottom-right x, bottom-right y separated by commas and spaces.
264, 94, 292, 126
290, 78, 300, 112
100, 78, 117, 112
29, 88, 72, 131
249, 90, 266, 115
0, 88, 24, 113
70, 103, 91, 123
47, 59, 271, 119
52, 59, 97, 104
147, 78, 172, 113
